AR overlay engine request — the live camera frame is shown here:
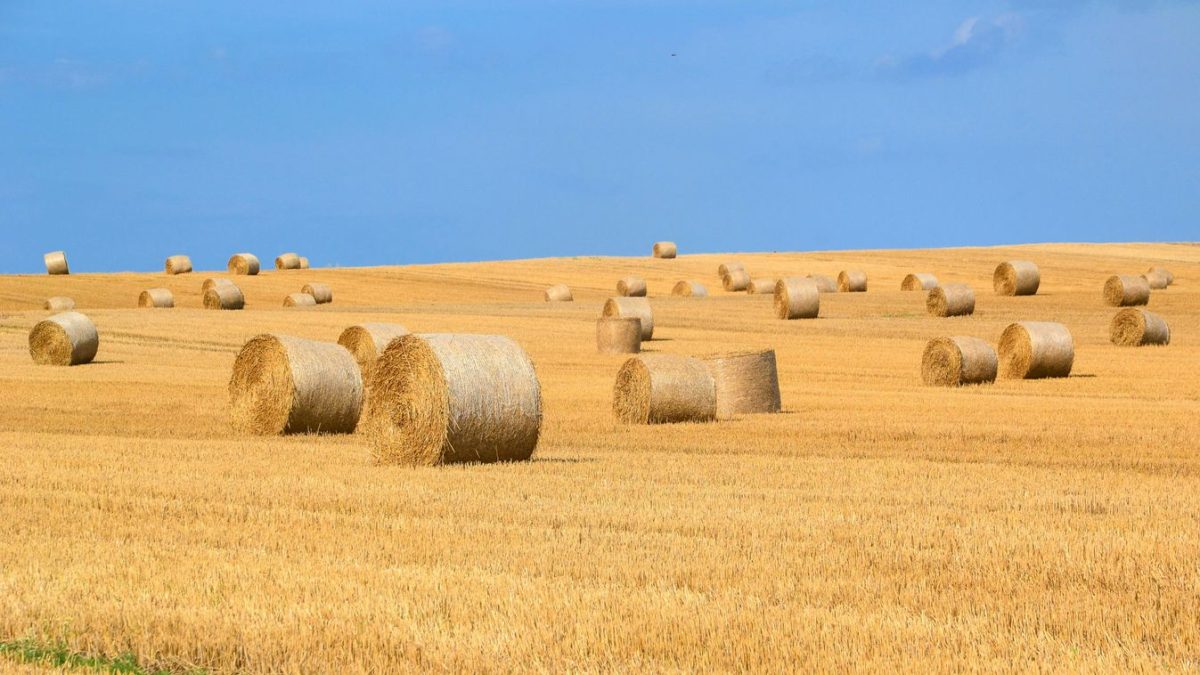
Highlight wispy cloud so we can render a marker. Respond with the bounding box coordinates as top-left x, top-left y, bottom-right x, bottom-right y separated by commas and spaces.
877, 13, 1027, 79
